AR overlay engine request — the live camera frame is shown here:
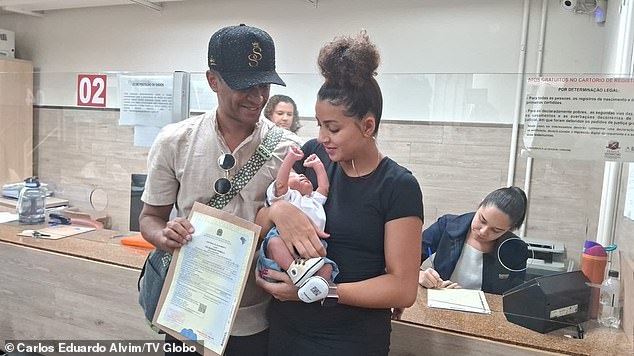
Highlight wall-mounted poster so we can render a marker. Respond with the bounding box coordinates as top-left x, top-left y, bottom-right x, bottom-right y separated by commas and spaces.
523, 76, 634, 162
